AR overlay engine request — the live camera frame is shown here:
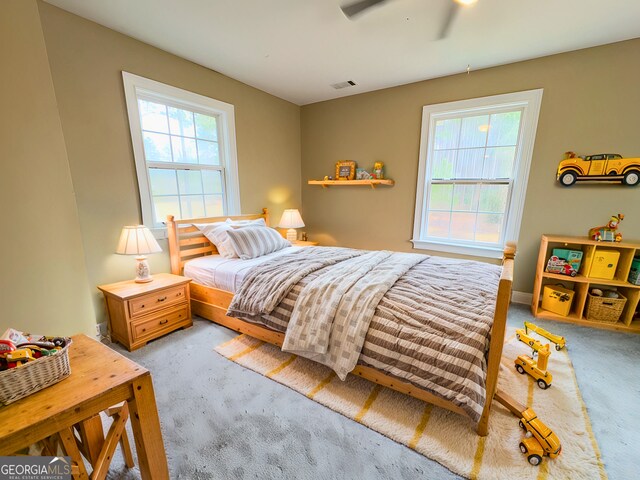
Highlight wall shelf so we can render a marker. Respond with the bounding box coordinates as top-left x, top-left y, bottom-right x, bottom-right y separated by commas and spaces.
308, 179, 395, 189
